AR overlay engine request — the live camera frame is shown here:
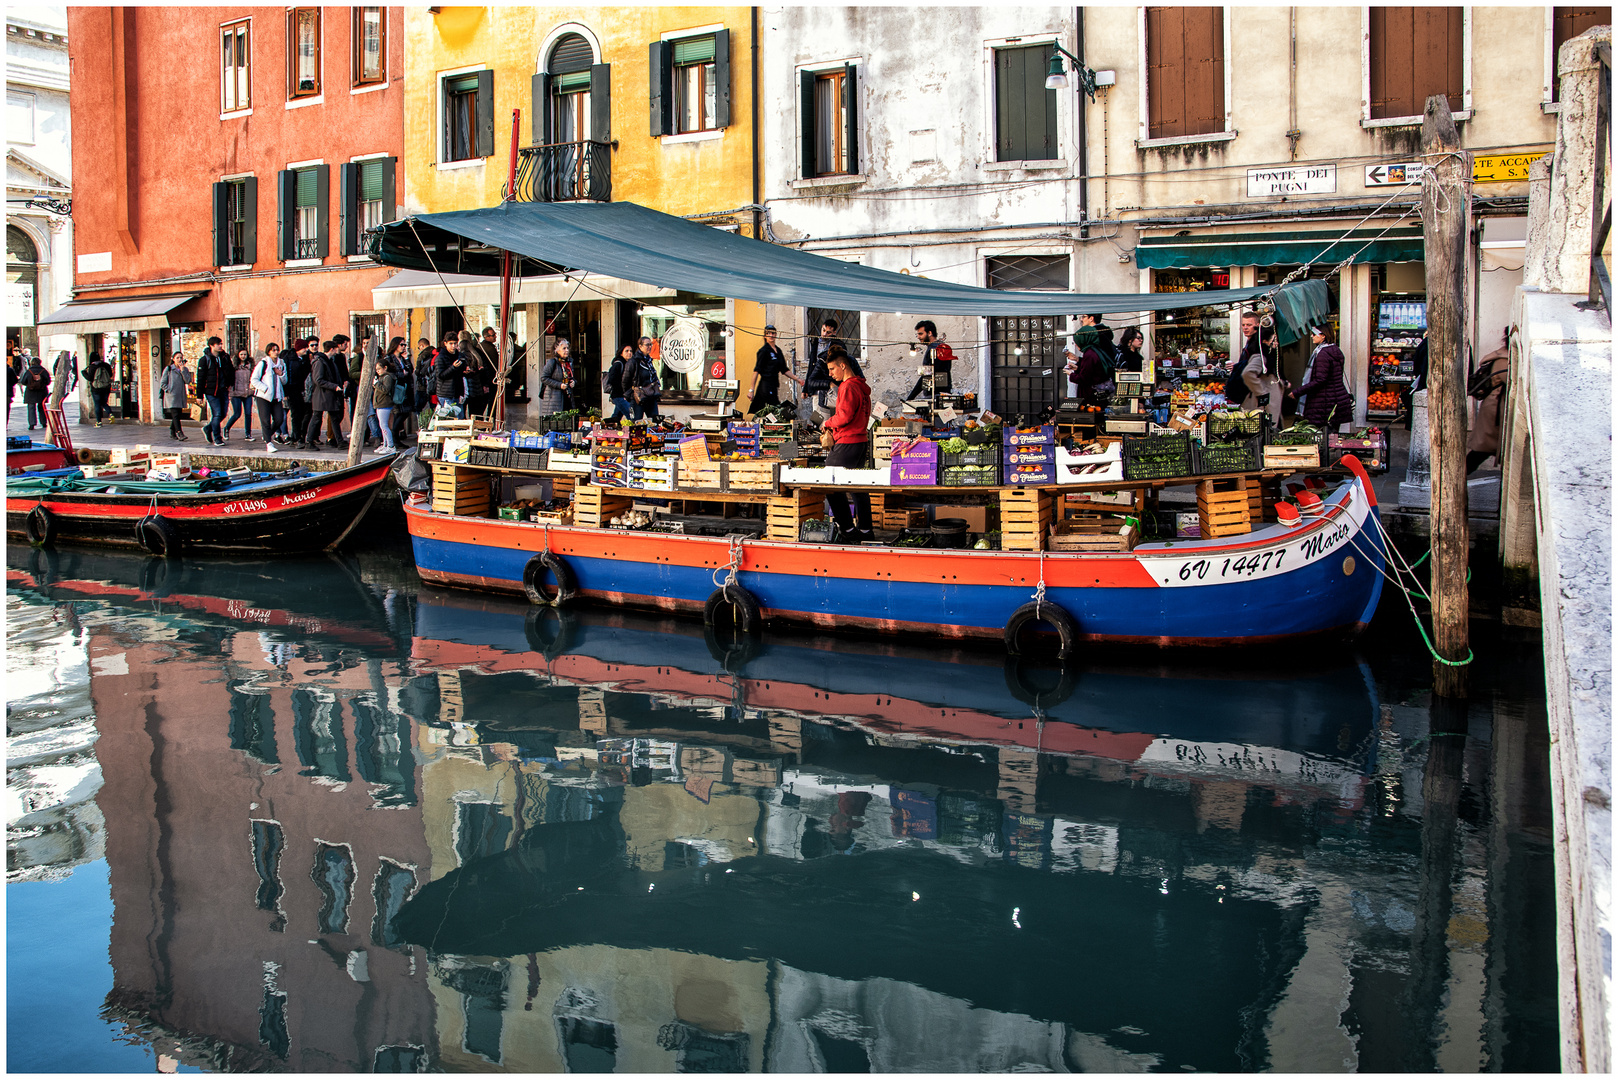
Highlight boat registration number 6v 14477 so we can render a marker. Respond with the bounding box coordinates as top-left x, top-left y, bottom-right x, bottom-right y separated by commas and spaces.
1143, 497, 1367, 589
